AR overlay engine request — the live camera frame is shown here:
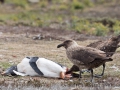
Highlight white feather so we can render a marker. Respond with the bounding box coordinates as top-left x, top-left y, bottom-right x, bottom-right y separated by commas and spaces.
36, 58, 66, 78
17, 57, 39, 76
16, 57, 67, 78
13, 70, 27, 76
